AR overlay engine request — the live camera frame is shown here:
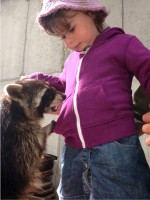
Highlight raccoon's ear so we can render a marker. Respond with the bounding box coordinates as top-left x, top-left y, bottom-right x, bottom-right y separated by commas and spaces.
4, 84, 23, 98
